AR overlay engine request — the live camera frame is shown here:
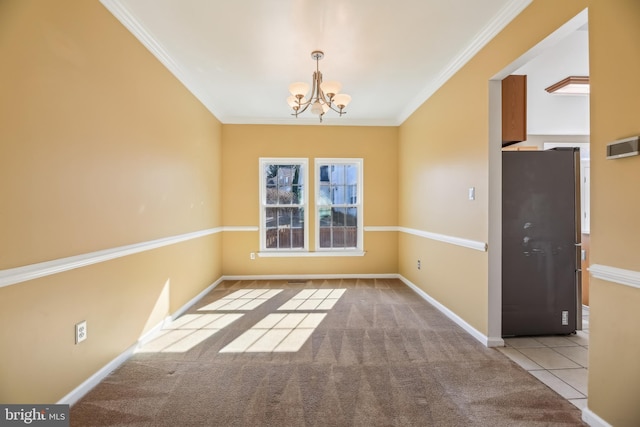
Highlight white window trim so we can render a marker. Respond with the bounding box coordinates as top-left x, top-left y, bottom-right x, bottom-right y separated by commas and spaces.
259, 158, 309, 252
314, 158, 364, 252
